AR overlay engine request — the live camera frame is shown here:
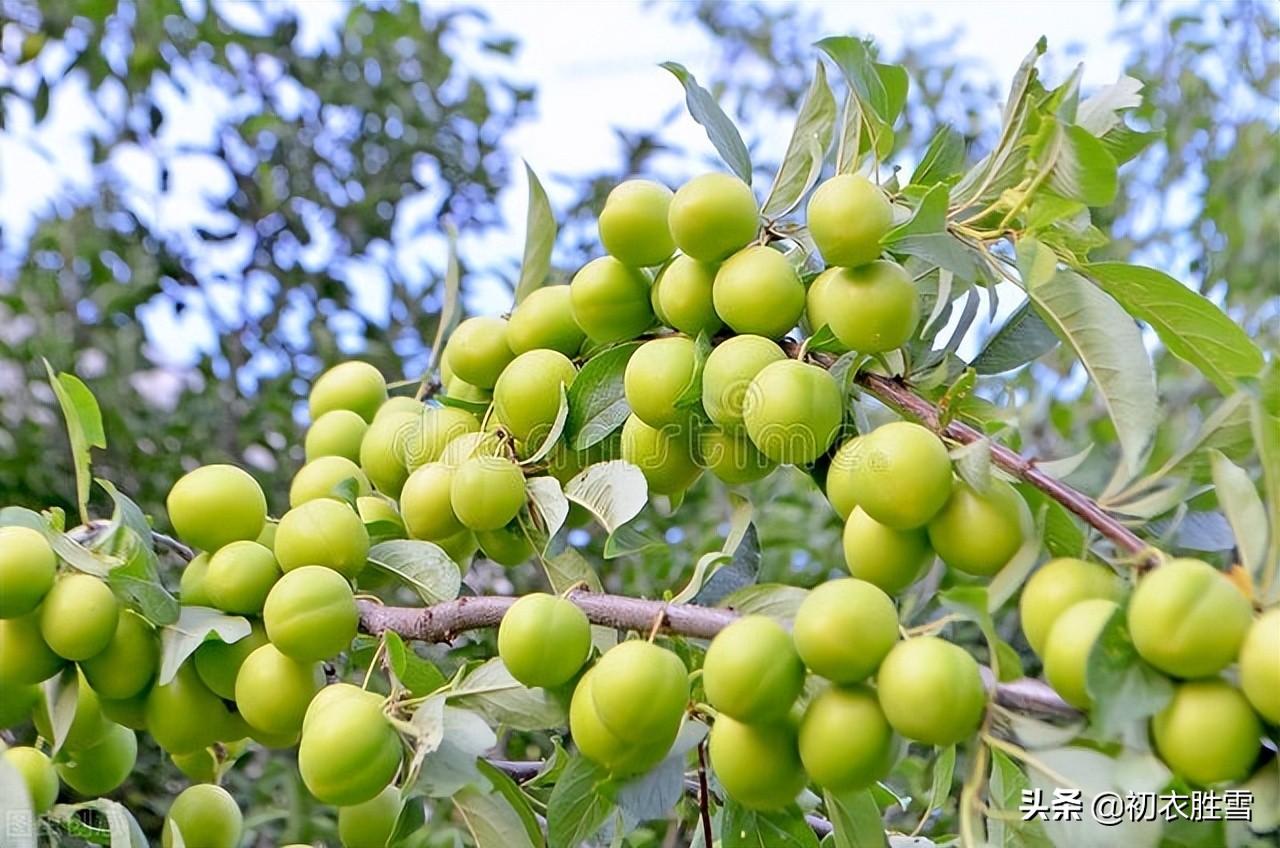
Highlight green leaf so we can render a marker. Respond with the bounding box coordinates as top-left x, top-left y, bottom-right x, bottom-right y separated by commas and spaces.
816, 38, 901, 162
926, 746, 956, 819
411, 706, 496, 798
1209, 450, 1267, 579
602, 523, 665, 559
971, 302, 1060, 374
428, 222, 461, 382
661, 62, 752, 184
762, 61, 836, 219
563, 460, 648, 533
1253, 367, 1280, 596
1047, 123, 1118, 207
1085, 607, 1174, 739
1026, 748, 1164, 848
1087, 262, 1264, 394
614, 721, 704, 826
41, 667, 80, 754
0, 506, 115, 576
911, 125, 965, 187
454, 781, 542, 848
882, 184, 948, 243
450, 657, 569, 732
987, 750, 1054, 848
693, 524, 761, 606
719, 583, 808, 623
542, 548, 603, 594
566, 343, 641, 450
1099, 123, 1161, 165
95, 480, 179, 625
44, 361, 106, 524
546, 753, 615, 848
815, 38, 891, 124
470, 761, 546, 847
515, 163, 557, 304
950, 439, 992, 494
722, 801, 820, 848
938, 585, 1003, 677
1019, 239, 1157, 473
158, 607, 251, 685
525, 476, 570, 546
522, 386, 570, 465
825, 787, 887, 848
891, 233, 989, 284
1077, 76, 1144, 136
384, 630, 447, 697
368, 540, 462, 604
